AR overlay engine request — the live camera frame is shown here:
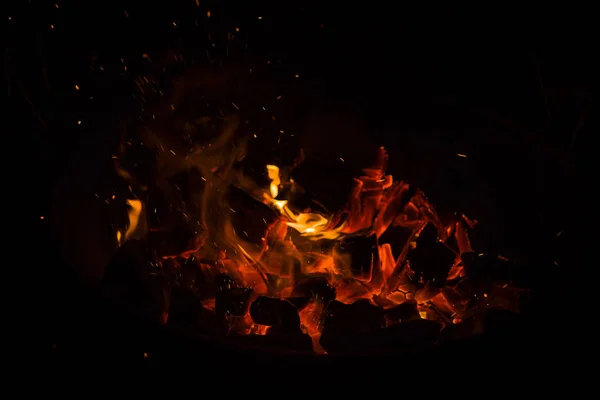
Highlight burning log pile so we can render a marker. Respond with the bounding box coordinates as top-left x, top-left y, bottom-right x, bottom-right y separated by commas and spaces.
105, 112, 524, 355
